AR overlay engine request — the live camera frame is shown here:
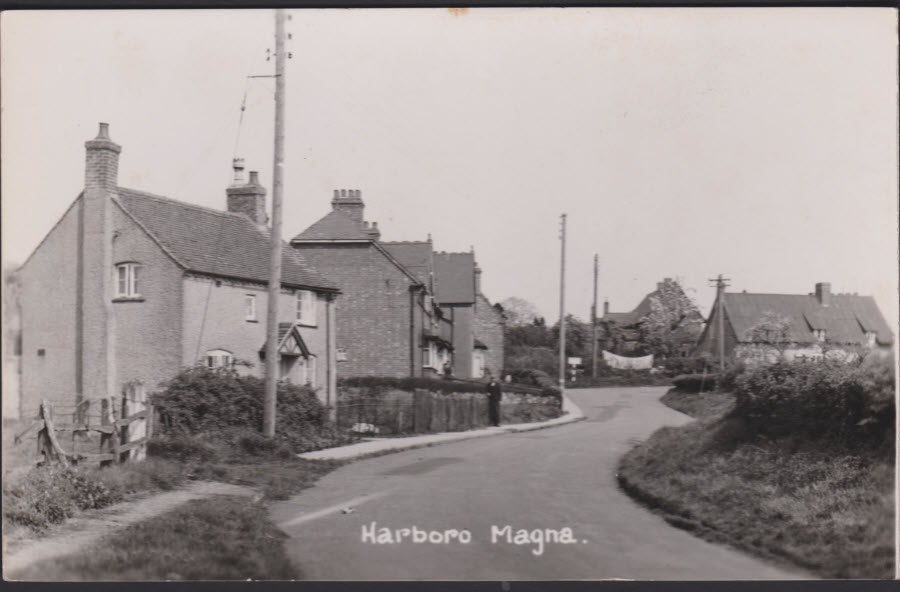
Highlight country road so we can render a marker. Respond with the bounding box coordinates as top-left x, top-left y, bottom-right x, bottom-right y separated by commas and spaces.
269, 387, 812, 580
